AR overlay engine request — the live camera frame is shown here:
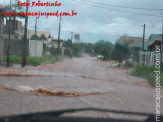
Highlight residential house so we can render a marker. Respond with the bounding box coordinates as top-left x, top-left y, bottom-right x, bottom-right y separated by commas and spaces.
131, 34, 163, 66
2, 19, 24, 57
27, 30, 52, 44
118, 35, 144, 46
148, 34, 162, 42
148, 39, 162, 65
3, 20, 23, 40
148, 40, 161, 51
0, 3, 24, 60
48, 39, 63, 48
147, 34, 162, 52
131, 40, 151, 63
